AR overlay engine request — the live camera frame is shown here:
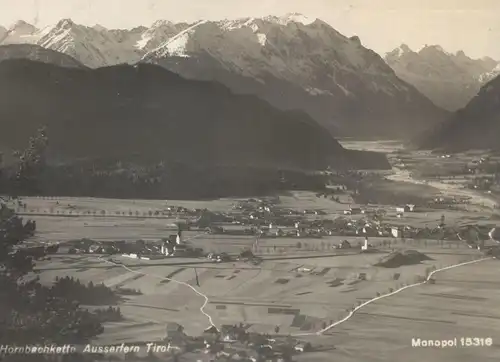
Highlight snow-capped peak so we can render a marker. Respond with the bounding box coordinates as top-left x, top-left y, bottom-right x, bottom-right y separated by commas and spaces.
275, 12, 316, 26
150, 20, 174, 28
1, 20, 39, 44
36, 19, 146, 67
55, 18, 76, 30
135, 20, 190, 51
150, 20, 208, 58
219, 17, 254, 31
